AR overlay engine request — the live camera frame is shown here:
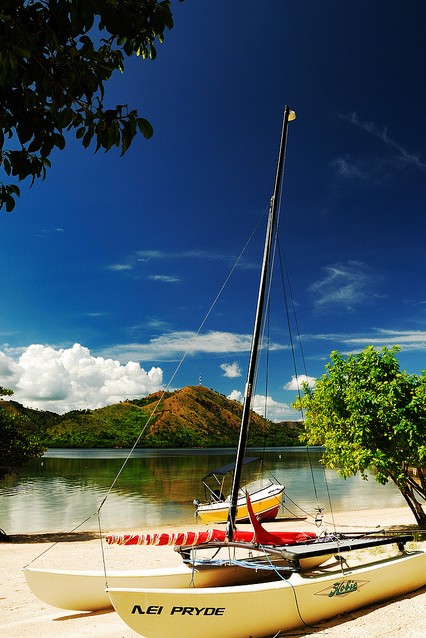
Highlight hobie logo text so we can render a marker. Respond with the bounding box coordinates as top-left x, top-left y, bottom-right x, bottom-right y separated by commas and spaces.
316, 578, 369, 598
328, 580, 358, 597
